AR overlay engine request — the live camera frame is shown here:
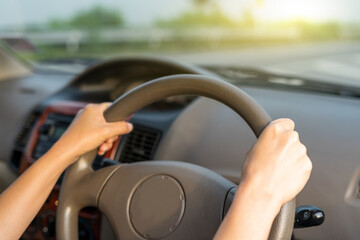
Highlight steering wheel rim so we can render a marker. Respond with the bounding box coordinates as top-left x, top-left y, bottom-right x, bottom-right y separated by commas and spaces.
57, 74, 295, 240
